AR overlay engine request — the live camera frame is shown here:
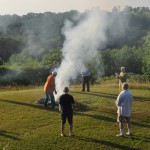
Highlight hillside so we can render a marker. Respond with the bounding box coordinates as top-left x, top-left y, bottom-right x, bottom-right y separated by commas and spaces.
0, 8, 150, 61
